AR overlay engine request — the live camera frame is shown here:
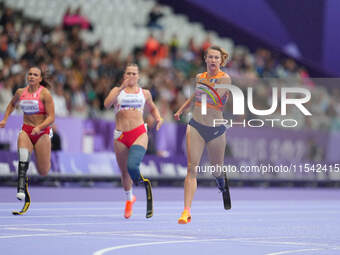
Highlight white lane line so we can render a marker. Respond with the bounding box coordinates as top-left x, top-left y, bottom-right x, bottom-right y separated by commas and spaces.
1, 229, 338, 255
0, 232, 85, 239
1, 209, 340, 214
2, 210, 340, 220
1, 229, 194, 236
0, 230, 196, 240
93, 238, 340, 255
245, 240, 339, 248
0, 222, 112, 227
0, 206, 183, 212
0, 212, 228, 219
130, 233, 195, 239
4, 227, 69, 233
0, 222, 175, 227
93, 238, 232, 255
265, 248, 325, 255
